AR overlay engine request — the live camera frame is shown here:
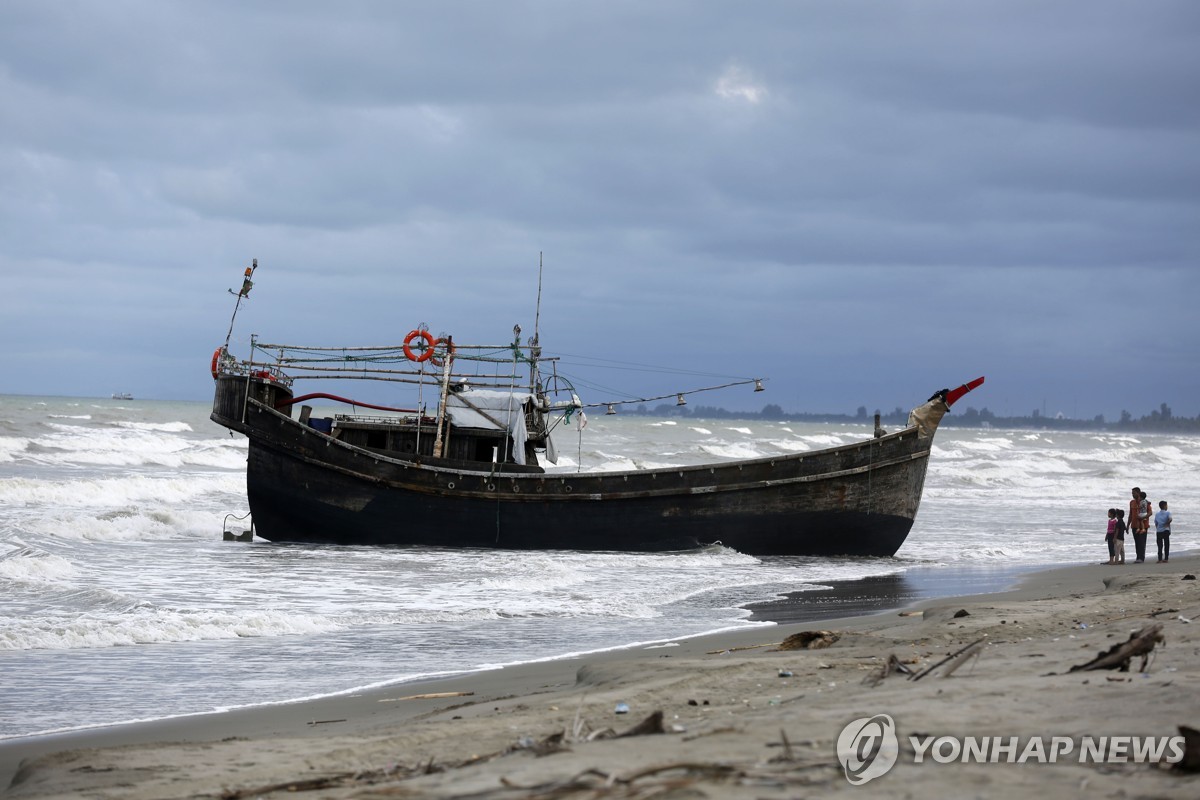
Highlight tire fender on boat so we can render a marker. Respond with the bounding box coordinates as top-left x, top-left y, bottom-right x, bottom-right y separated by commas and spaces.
429, 337, 456, 367
403, 330, 436, 363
